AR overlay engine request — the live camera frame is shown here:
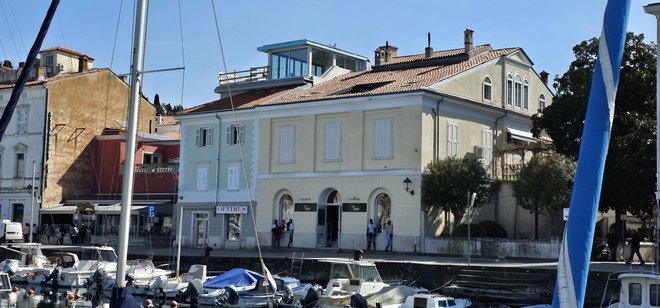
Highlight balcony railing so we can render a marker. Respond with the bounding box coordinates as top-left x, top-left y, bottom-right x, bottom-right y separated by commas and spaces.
218, 66, 268, 85
501, 163, 523, 181
134, 163, 178, 174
